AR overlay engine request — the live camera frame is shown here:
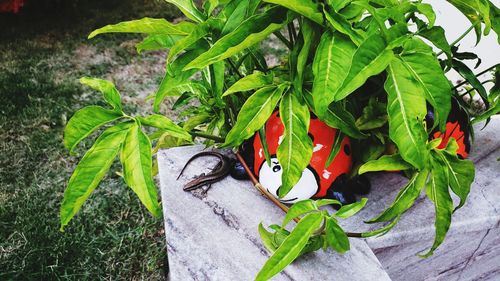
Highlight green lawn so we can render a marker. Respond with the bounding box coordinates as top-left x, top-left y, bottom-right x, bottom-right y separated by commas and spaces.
0, 1, 180, 279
